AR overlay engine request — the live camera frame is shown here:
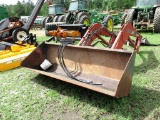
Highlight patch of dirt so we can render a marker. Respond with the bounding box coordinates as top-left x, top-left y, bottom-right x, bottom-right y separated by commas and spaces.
0, 113, 3, 119
41, 104, 84, 120
30, 29, 45, 36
